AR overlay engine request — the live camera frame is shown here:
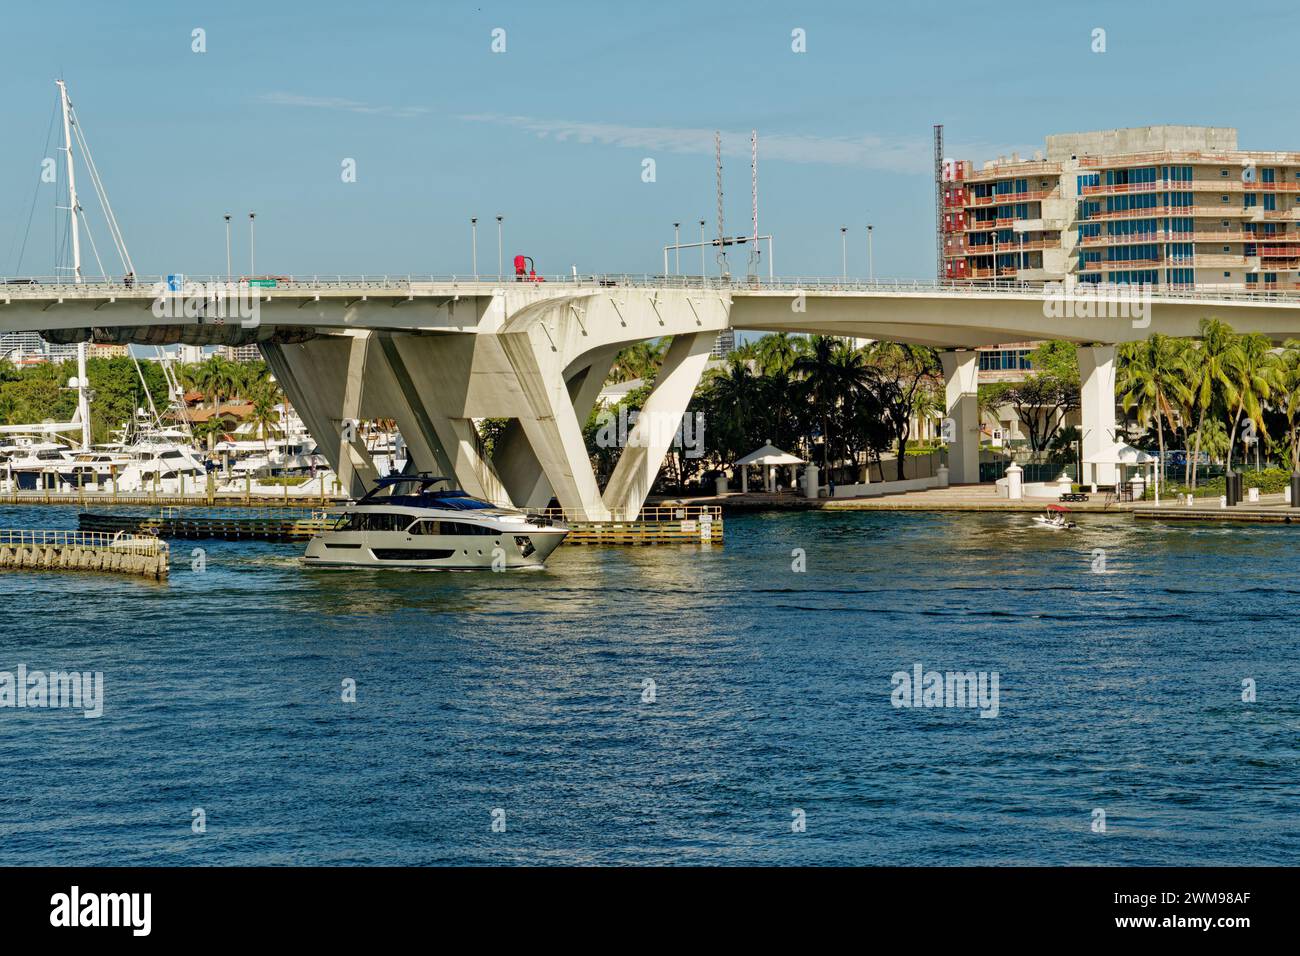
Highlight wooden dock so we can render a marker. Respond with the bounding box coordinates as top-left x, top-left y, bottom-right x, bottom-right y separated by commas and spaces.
1134, 500, 1300, 523
0, 529, 169, 579
79, 511, 329, 541
5, 490, 338, 510
78, 505, 724, 546
545, 506, 723, 545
